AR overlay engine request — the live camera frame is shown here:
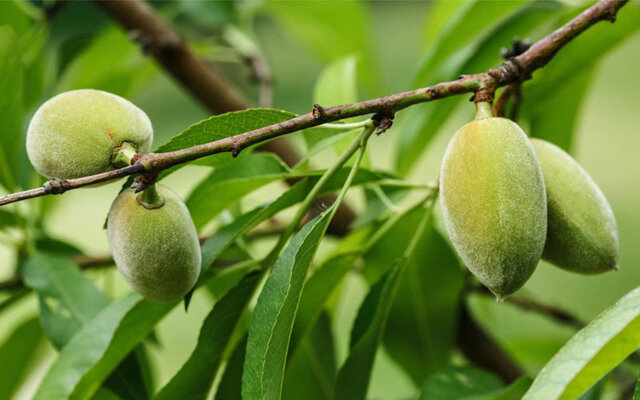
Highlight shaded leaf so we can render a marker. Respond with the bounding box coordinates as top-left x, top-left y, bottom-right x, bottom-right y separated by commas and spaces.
33, 293, 174, 400
523, 286, 640, 400
419, 366, 503, 400
396, 1, 563, 174
215, 335, 248, 400
155, 271, 261, 400
22, 253, 110, 349
242, 213, 333, 400
0, 209, 20, 228
634, 378, 640, 400
0, 317, 44, 400
282, 312, 336, 400
384, 217, 464, 384
0, 26, 24, 191
57, 27, 156, 98
263, 0, 378, 93
186, 153, 290, 229
333, 262, 403, 400
522, 2, 640, 151
419, 366, 532, 400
